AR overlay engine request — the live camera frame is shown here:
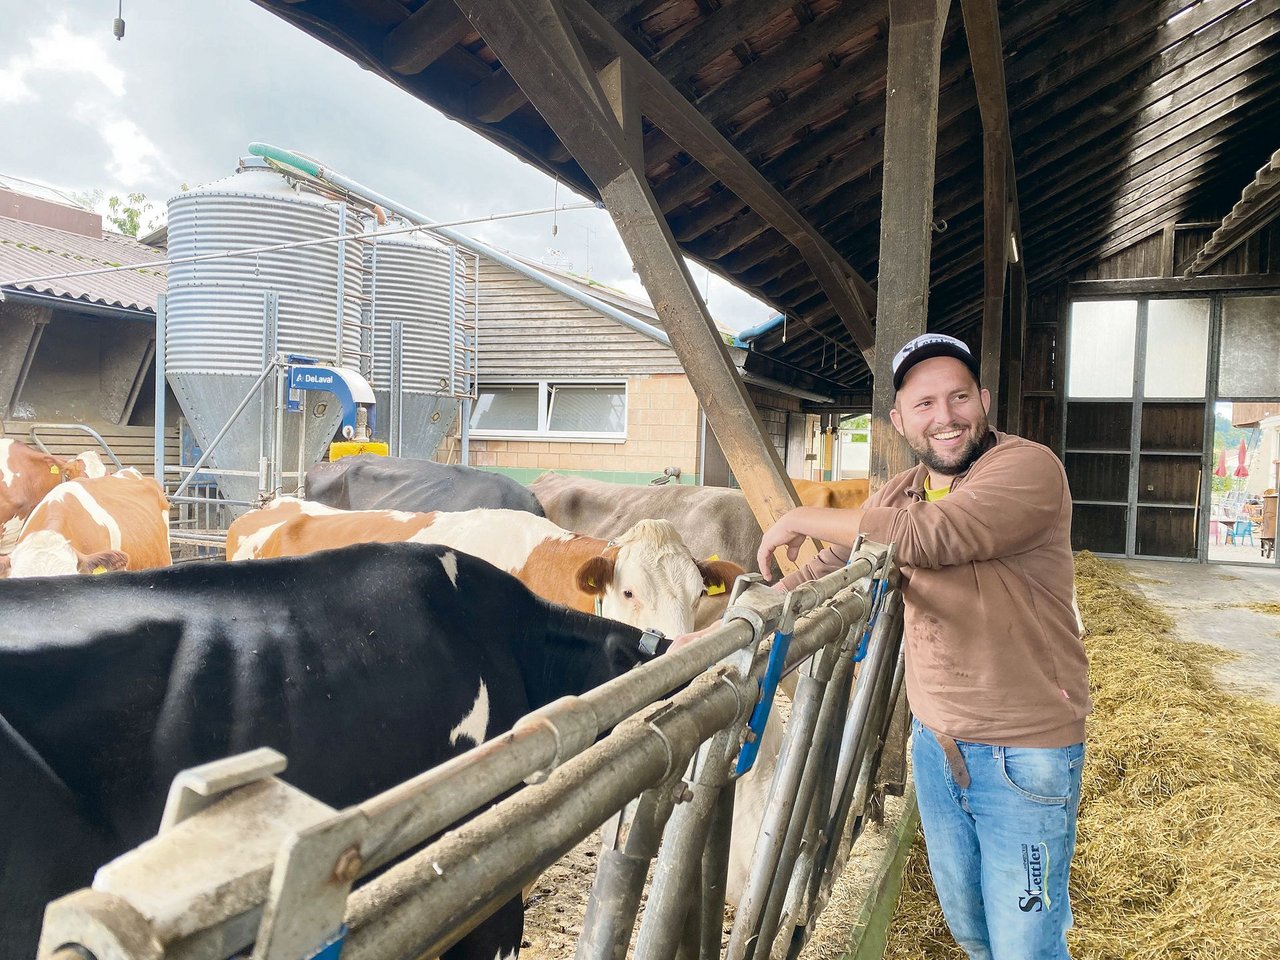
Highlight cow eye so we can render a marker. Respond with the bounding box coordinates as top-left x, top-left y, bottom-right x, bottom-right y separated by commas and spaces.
623, 590, 634, 599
